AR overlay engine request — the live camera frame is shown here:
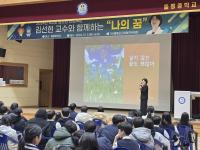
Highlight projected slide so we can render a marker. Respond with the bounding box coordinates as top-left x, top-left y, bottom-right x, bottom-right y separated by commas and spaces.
83, 43, 159, 105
